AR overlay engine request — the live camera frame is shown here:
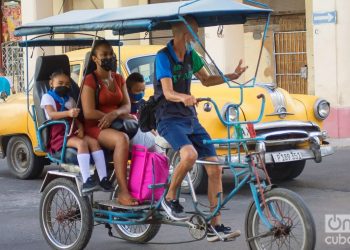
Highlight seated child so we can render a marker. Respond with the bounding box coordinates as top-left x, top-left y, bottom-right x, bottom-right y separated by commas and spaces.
40, 70, 112, 193
126, 72, 157, 151
126, 72, 146, 117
